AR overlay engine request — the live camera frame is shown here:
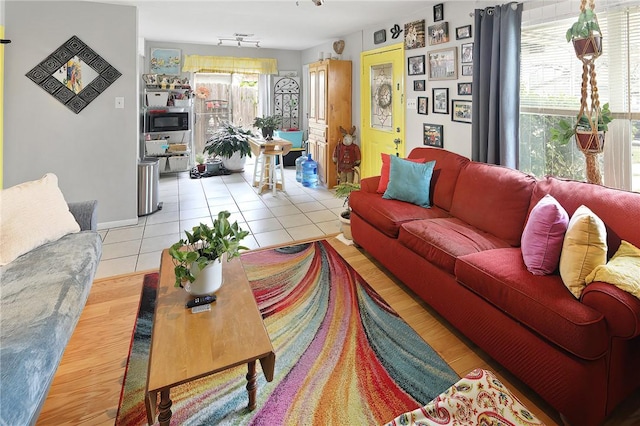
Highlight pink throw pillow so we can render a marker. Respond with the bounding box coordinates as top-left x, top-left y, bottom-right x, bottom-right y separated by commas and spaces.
521, 194, 569, 275
377, 153, 428, 193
